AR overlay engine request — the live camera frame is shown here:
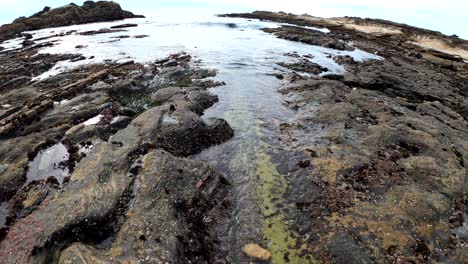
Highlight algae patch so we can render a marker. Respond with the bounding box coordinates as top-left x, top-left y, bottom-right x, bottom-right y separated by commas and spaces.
256, 140, 315, 263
